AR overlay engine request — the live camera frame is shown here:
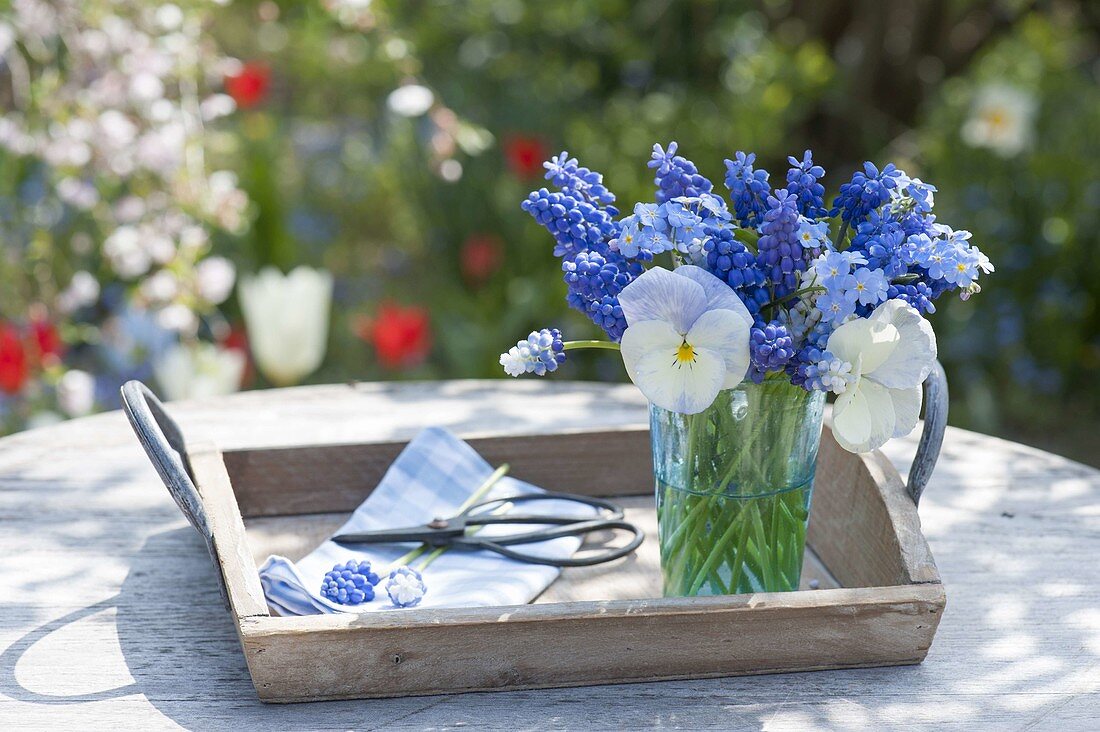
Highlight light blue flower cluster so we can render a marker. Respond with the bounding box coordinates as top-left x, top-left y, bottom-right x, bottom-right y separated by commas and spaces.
386, 566, 427, 608
510, 142, 992, 394
613, 194, 732, 263
500, 328, 566, 376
